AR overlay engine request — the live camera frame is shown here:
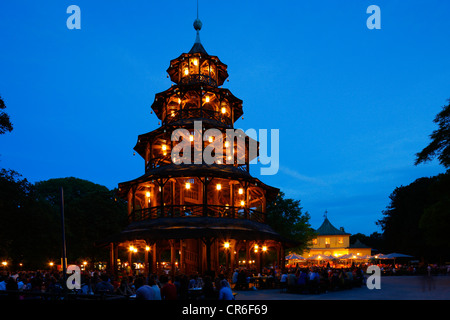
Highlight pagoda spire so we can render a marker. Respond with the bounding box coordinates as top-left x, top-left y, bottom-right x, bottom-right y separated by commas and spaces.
190, 0, 207, 54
